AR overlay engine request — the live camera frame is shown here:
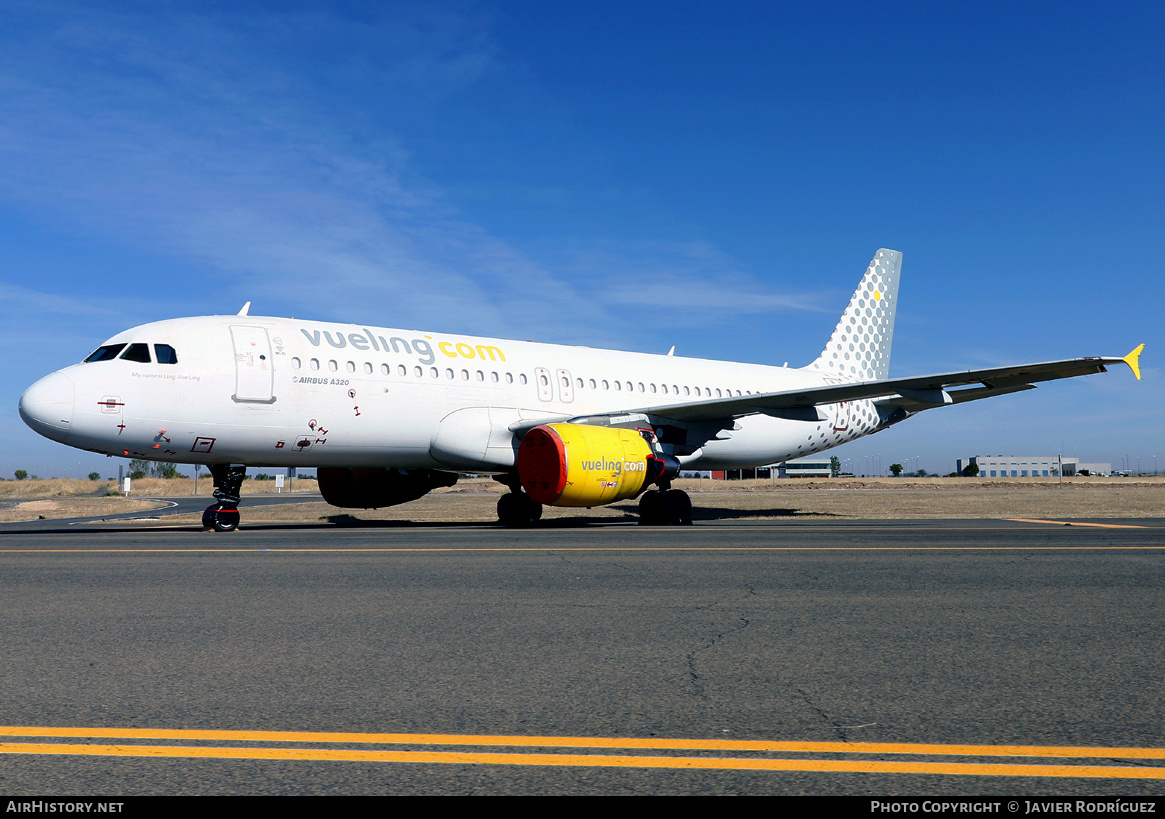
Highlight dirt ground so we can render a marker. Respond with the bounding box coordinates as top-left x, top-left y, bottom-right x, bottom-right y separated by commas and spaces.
3, 475, 1156, 525
0, 477, 317, 523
